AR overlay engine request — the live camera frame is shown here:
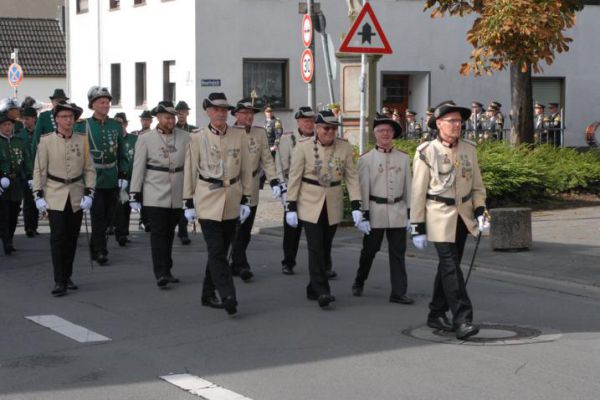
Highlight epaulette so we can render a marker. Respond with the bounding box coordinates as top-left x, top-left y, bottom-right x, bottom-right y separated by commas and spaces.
298, 136, 311, 142
282, 131, 294, 136
40, 132, 52, 137
463, 139, 477, 147
416, 141, 430, 152
359, 148, 373, 157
